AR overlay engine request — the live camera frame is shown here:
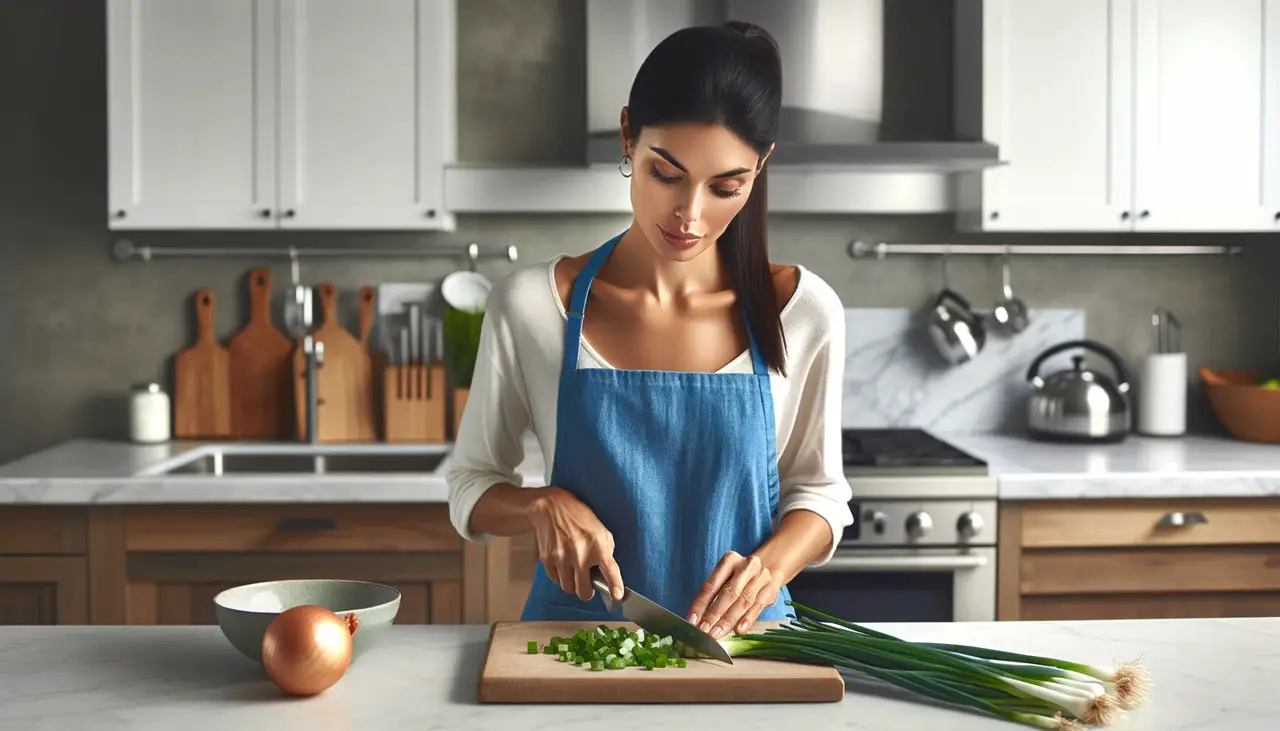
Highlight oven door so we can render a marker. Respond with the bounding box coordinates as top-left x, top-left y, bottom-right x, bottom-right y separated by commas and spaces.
785, 546, 996, 623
